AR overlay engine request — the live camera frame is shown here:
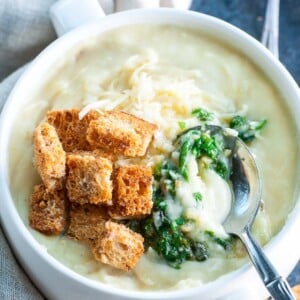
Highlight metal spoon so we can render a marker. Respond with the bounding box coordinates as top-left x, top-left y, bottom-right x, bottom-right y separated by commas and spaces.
238, 2, 295, 298
214, 125, 295, 300
260, 3, 296, 296
178, 125, 295, 299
